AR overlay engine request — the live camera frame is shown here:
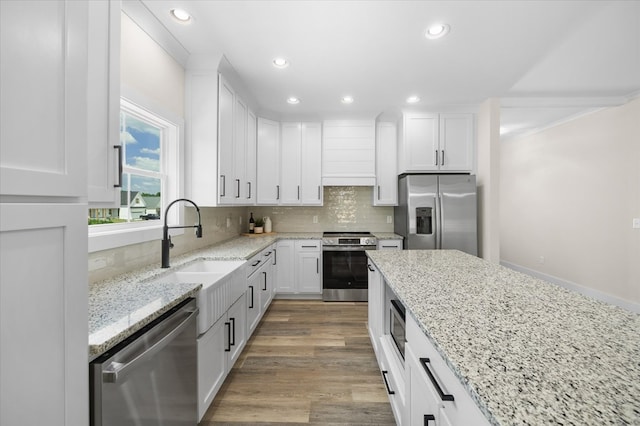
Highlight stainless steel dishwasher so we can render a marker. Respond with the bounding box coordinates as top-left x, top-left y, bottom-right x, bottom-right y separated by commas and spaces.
90, 298, 198, 426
